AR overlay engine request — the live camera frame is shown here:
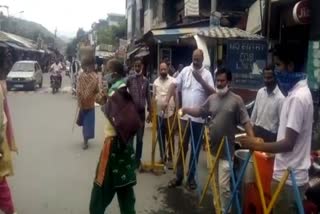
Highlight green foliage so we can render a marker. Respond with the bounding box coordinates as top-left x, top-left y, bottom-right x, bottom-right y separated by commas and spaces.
96, 20, 127, 46
65, 28, 87, 57
65, 19, 127, 57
